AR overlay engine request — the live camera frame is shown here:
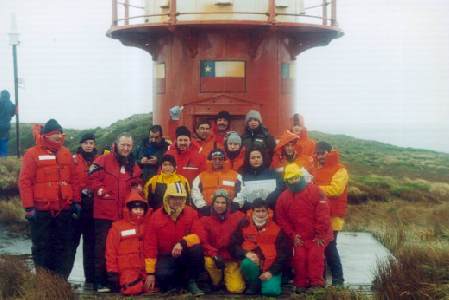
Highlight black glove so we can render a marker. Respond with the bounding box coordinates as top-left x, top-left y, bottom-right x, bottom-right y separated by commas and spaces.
198, 206, 211, 216
25, 207, 37, 222
71, 202, 82, 220
213, 255, 225, 270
